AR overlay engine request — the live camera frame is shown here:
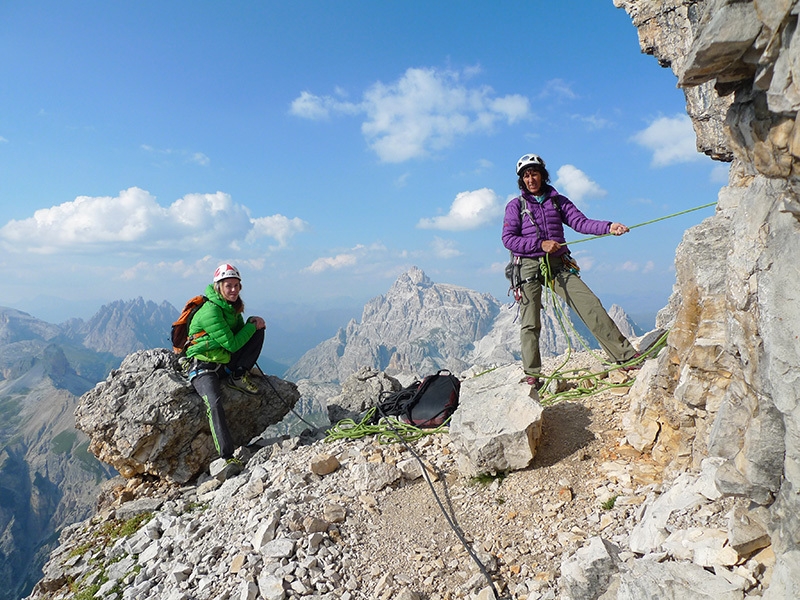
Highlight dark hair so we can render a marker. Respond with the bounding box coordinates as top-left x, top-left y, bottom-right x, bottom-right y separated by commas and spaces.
518, 164, 551, 192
